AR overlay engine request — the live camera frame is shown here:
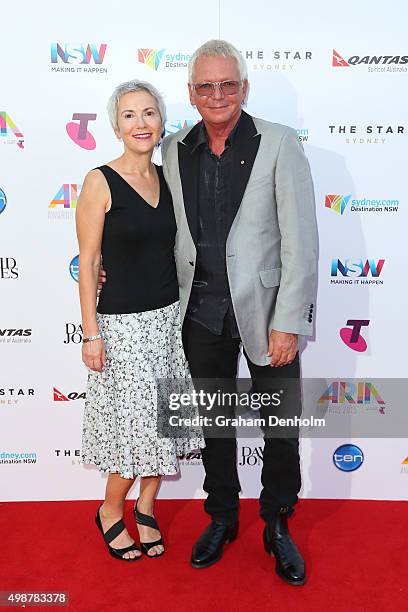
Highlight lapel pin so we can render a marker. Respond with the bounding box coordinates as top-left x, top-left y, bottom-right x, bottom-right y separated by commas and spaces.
240, 160, 245, 165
